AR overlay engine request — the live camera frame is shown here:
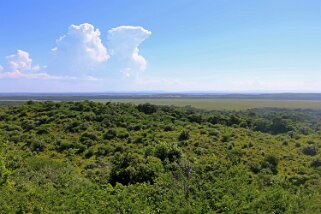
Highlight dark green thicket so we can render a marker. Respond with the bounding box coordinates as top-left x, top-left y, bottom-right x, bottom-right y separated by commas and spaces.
0, 101, 320, 213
